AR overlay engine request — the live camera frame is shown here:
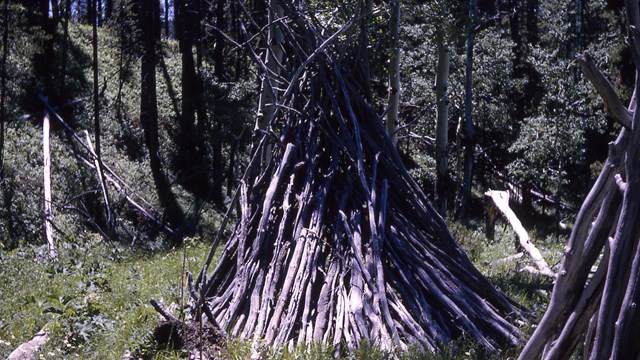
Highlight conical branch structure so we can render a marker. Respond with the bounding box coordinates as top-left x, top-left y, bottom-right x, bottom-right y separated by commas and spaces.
192, 5, 524, 354
518, 2, 640, 358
